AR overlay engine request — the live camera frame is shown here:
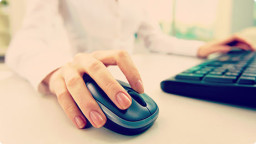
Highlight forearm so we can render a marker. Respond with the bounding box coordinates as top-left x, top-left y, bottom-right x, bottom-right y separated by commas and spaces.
144, 33, 205, 57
